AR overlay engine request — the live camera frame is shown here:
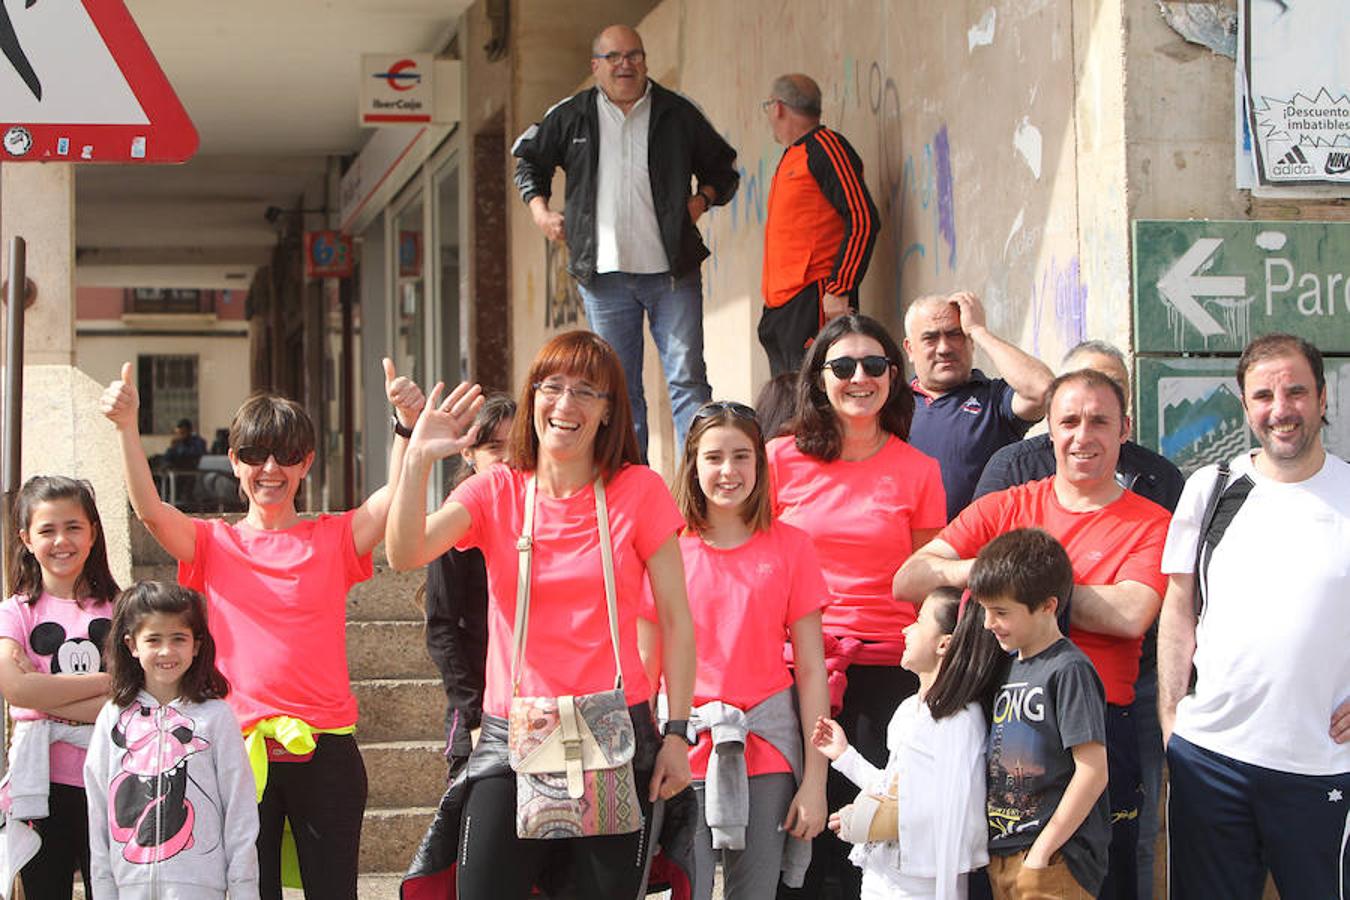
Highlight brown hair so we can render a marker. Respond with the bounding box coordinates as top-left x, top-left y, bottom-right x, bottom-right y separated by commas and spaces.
107, 581, 230, 707
793, 314, 913, 461
674, 404, 773, 536
10, 476, 119, 607
969, 528, 1073, 613
507, 331, 641, 479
